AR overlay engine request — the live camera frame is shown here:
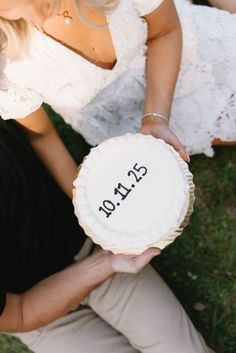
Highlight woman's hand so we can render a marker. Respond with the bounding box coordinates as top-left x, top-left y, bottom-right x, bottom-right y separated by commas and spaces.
139, 116, 190, 162
103, 247, 161, 274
